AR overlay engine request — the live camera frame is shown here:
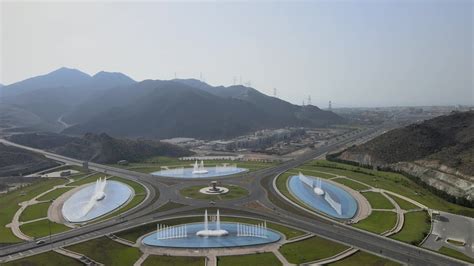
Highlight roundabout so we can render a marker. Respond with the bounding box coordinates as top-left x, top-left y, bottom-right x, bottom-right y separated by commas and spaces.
61, 179, 133, 223
287, 173, 358, 219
